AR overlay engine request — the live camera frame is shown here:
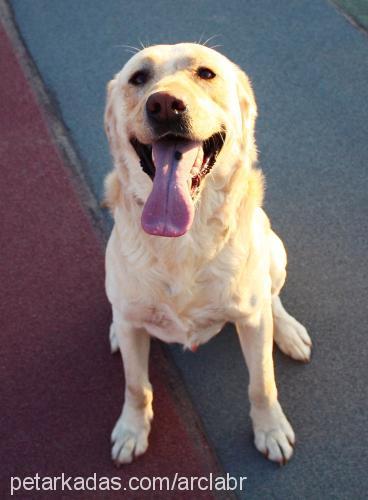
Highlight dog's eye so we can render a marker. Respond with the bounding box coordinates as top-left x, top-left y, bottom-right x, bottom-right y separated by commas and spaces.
129, 70, 150, 86
197, 67, 216, 80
